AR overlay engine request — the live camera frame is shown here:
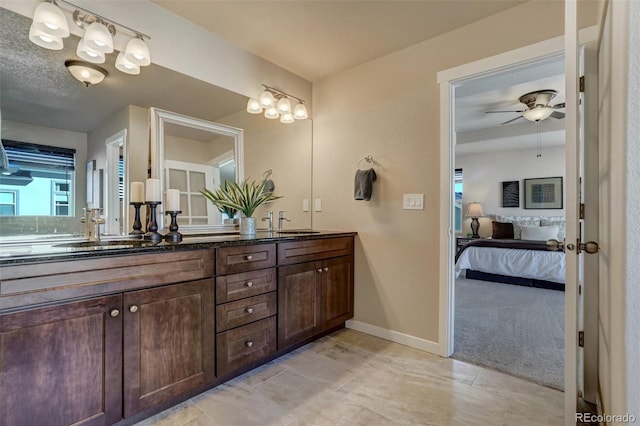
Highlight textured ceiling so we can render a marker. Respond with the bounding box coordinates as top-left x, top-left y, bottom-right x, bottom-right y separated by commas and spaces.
153, 0, 527, 81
